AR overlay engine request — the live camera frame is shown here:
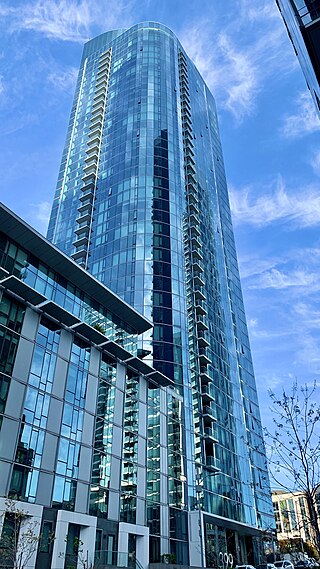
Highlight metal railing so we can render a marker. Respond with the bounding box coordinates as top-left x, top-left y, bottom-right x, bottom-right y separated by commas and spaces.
93, 551, 144, 569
